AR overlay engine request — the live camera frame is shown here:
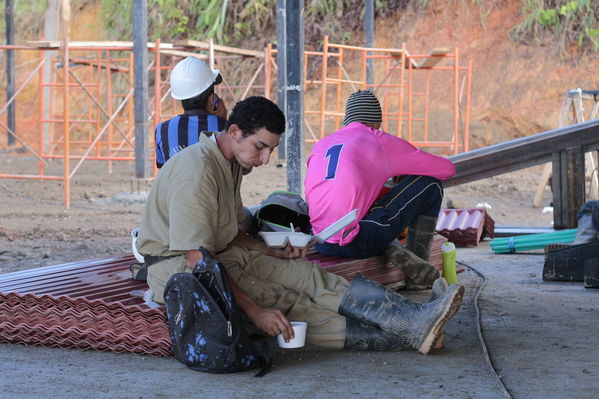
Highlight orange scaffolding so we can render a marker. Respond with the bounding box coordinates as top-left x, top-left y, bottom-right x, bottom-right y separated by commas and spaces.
277, 36, 472, 152
0, 40, 271, 207
0, 39, 471, 207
